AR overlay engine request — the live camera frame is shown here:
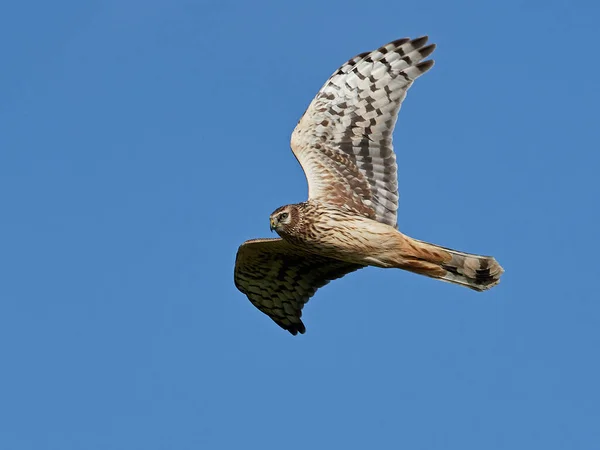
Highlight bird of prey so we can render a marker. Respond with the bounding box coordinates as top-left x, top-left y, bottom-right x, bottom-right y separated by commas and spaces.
234, 36, 503, 335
